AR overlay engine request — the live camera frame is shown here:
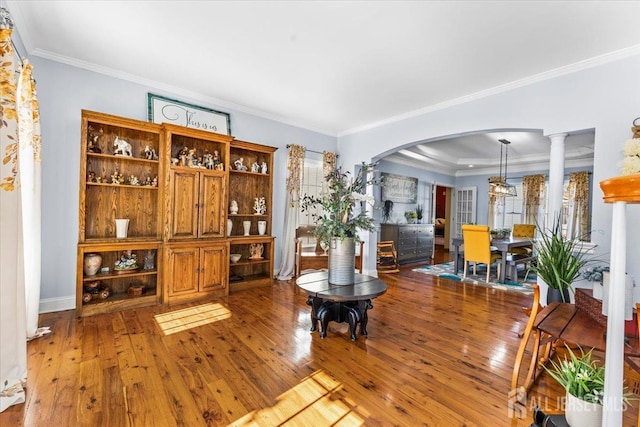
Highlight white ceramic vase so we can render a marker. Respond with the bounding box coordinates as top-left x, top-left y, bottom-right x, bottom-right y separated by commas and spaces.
258, 220, 267, 235
564, 392, 602, 427
227, 219, 233, 237
243, 220, 251, 236
115, 218, 129, 238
